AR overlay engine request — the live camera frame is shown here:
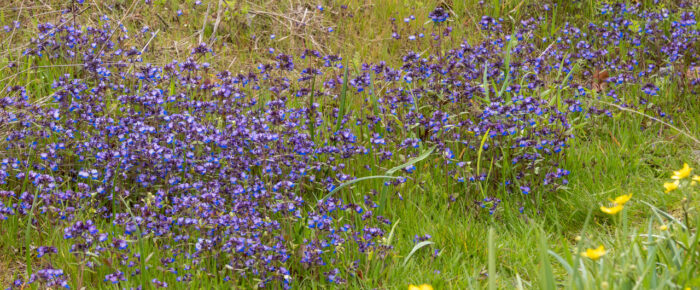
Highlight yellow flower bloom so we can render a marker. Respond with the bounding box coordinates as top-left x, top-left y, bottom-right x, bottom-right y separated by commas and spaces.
600, 204, 624, 215
671, 163, 692, 180
581, 245, 606, 260
409, 284, 434, 290
609, 193, 632, 205
692, 175, 700, 186
664, 180, 680, 193
658, 225, 668, 231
